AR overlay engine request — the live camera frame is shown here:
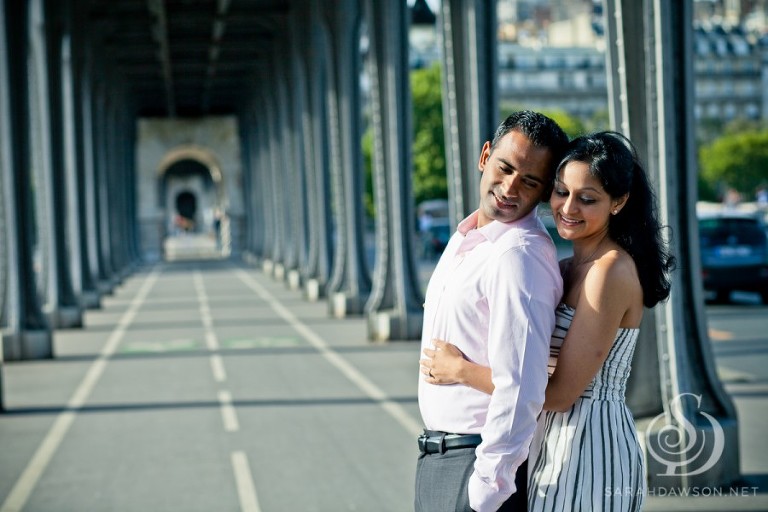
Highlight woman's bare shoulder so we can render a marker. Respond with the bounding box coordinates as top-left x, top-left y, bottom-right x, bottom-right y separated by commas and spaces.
583, 248, 641, 300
